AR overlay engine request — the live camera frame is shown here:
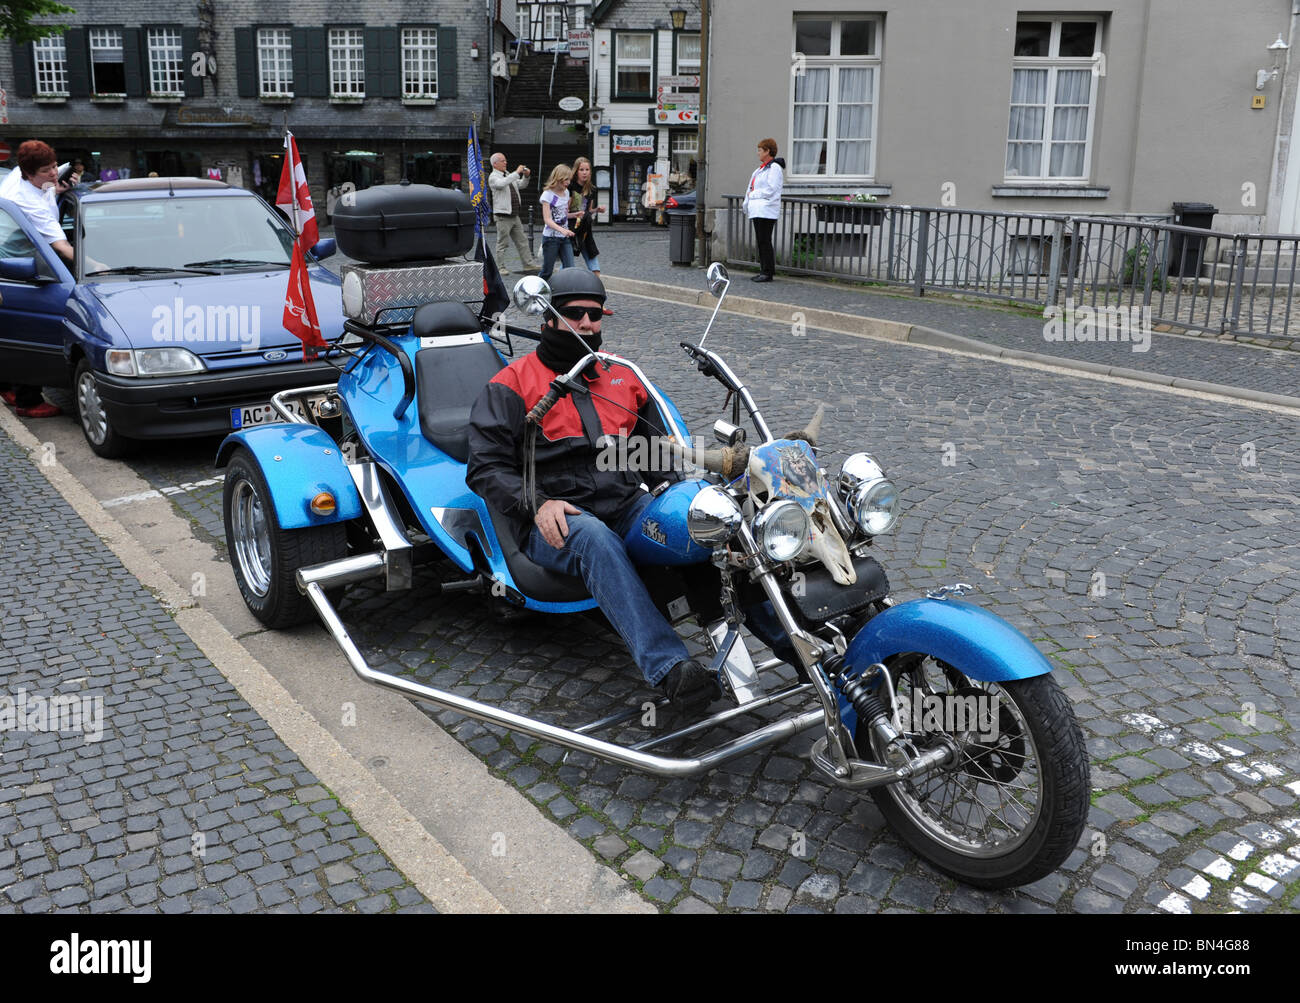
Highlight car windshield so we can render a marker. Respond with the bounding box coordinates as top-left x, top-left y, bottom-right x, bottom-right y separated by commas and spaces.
81, 195, 295, 276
